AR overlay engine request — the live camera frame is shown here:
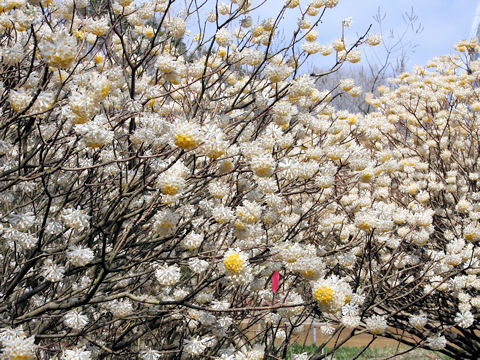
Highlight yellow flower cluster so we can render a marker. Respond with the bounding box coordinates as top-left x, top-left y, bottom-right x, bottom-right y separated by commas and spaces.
314, 286, 334, 305
224, 252, 245, 273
